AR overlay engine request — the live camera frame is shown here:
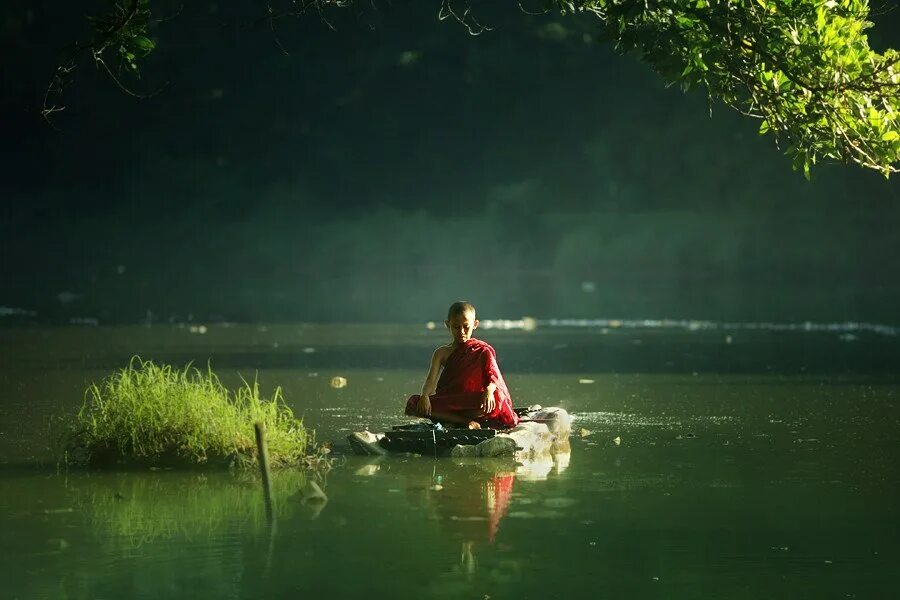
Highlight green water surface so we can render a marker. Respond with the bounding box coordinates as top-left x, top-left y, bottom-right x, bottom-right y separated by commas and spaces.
0, 324, 897, 599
